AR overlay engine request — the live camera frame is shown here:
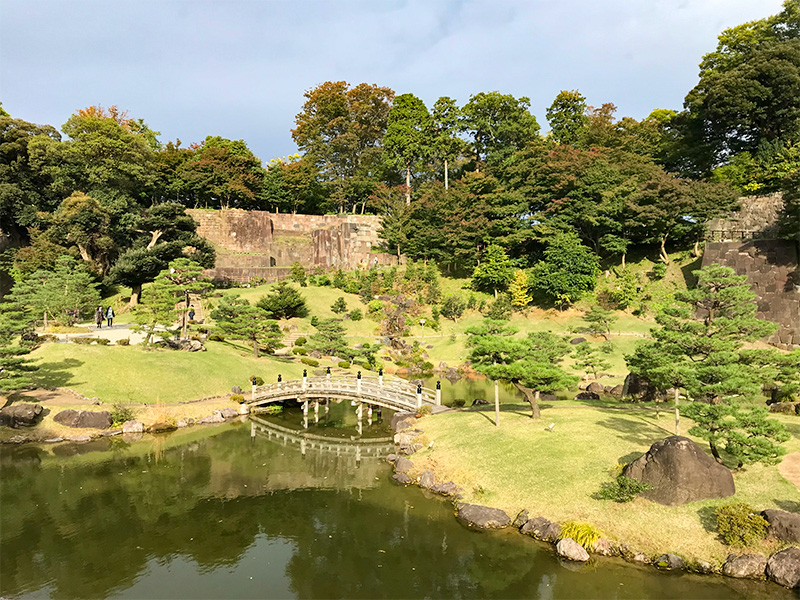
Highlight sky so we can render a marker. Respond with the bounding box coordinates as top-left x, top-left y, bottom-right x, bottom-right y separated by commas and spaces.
0, 0, 786, 163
